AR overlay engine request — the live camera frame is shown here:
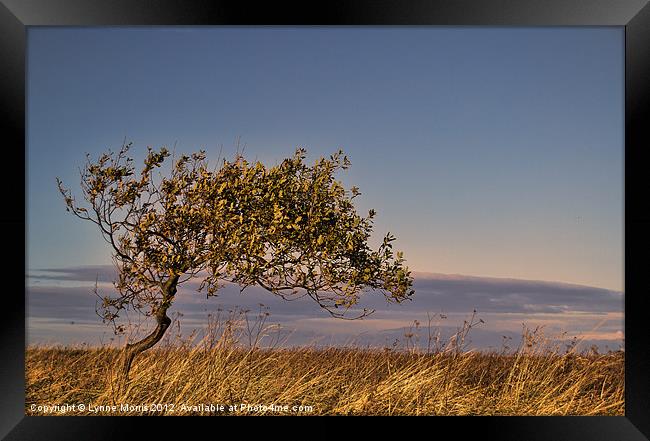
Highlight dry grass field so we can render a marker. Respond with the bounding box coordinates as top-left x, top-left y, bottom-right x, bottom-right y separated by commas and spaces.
26, 312, 624, 416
